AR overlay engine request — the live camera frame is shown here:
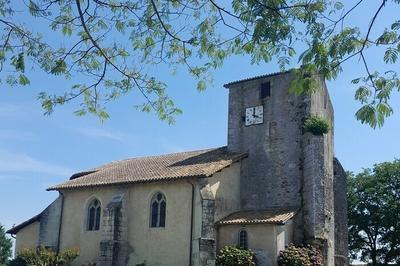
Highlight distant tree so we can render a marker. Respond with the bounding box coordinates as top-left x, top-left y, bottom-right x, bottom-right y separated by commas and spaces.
0, 1, 399, 126
347, 160, 400, 265
0, 224, 12, 264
